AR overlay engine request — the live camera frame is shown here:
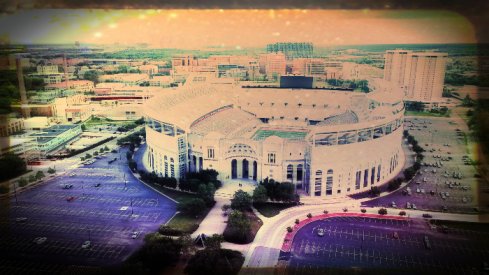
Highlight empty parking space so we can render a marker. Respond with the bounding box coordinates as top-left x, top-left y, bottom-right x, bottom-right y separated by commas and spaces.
2, 147, 177, 270
284, 216, 489, 273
